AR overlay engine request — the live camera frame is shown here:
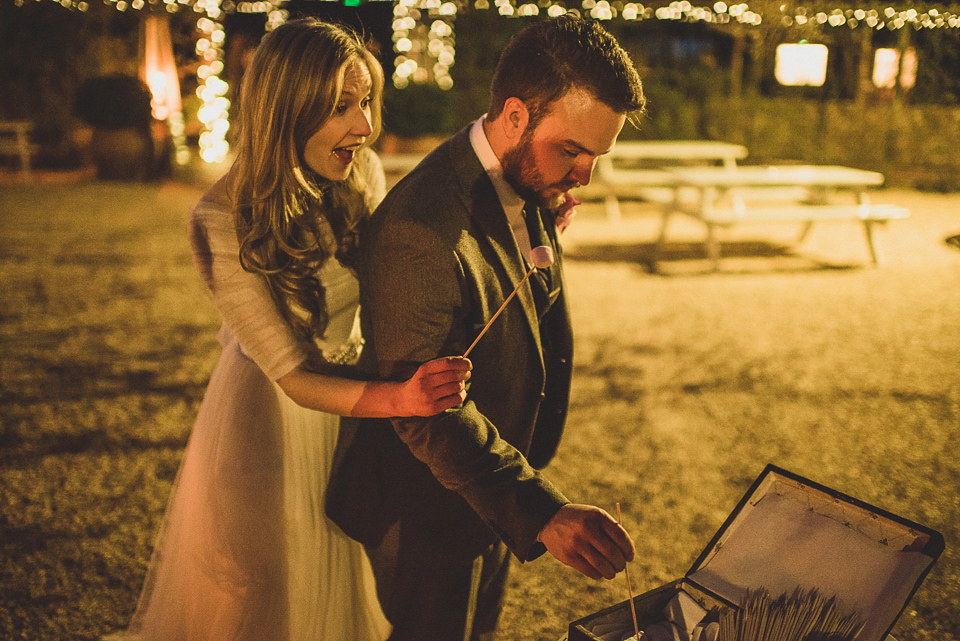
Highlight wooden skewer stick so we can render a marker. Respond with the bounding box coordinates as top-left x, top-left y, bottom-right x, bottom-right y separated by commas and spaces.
616, 503, 642, 641
462, 246, 554, 358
